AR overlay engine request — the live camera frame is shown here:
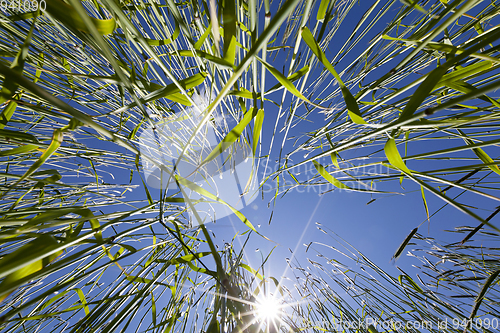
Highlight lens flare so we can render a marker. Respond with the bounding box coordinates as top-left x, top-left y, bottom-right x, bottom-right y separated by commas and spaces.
256, 295, 280, 322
